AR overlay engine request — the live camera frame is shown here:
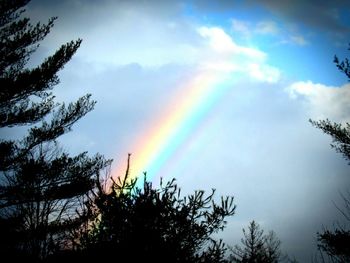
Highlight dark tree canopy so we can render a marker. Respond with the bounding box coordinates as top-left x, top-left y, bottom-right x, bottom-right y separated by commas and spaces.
333, 43, 350, 80
71, 157, 236, 263
311, 43, 350, 262
310, 44, 350, 163
310, 120, 350, 163
317, 227, 350, 262
0, 0, 110, 260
